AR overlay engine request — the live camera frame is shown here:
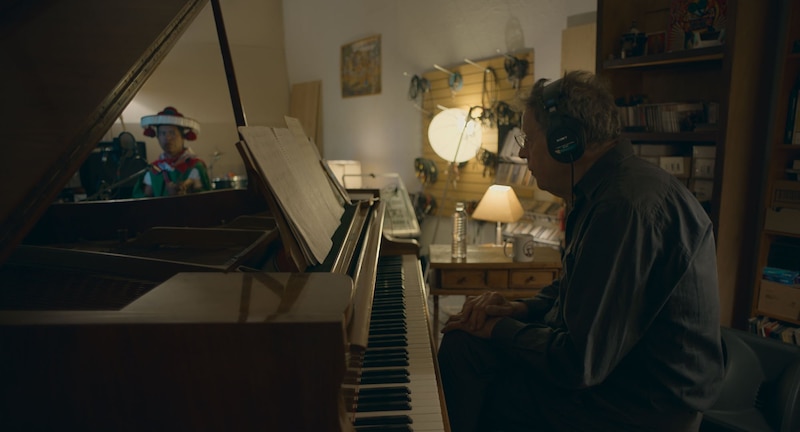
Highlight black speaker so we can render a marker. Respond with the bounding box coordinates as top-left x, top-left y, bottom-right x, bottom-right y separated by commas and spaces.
543, 79, 585, 163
